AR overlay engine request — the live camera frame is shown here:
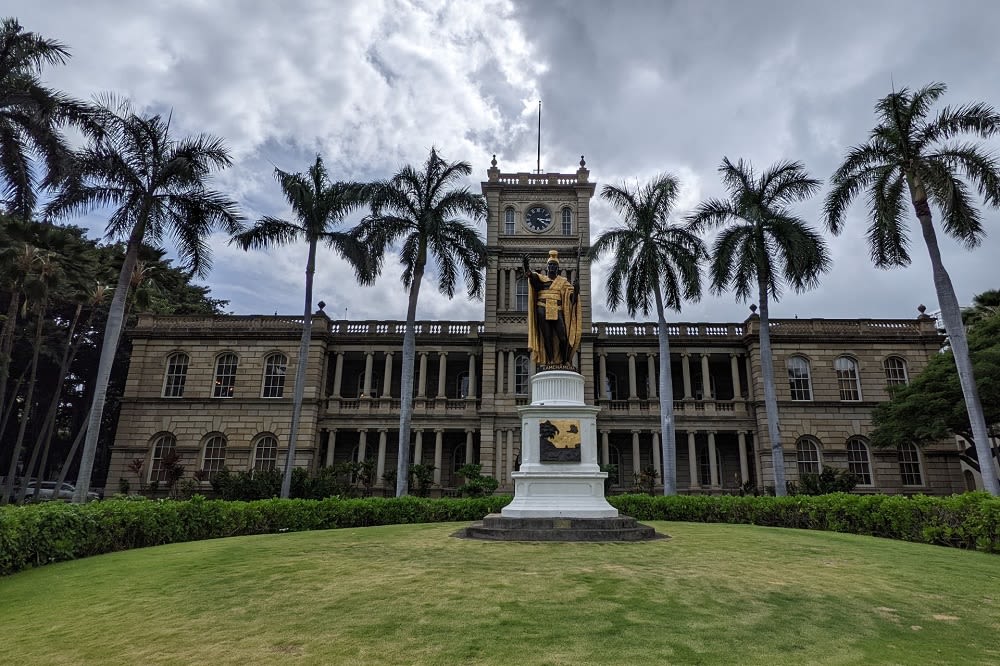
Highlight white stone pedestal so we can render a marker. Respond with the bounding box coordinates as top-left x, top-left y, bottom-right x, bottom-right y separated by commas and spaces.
501, 371, 619, 519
